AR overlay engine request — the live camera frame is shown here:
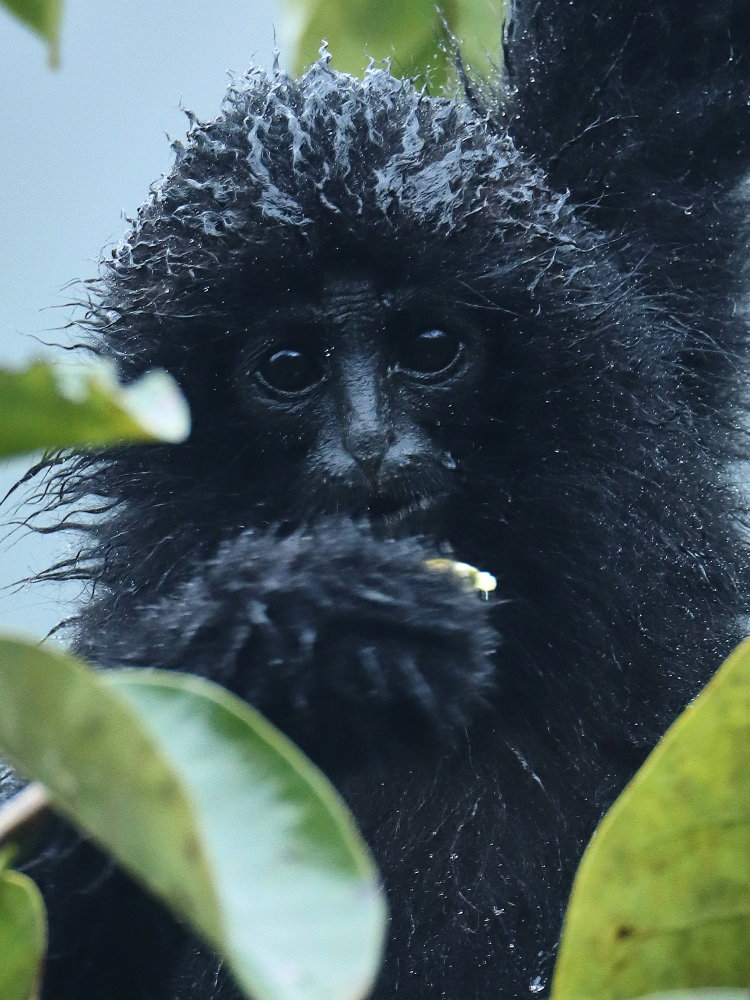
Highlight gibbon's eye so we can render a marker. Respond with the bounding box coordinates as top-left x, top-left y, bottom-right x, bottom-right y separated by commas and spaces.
398, 329, 463, 378
257, 348, 322, 395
